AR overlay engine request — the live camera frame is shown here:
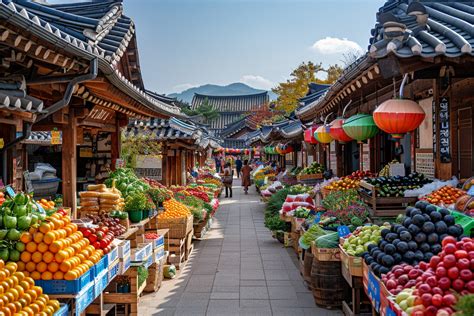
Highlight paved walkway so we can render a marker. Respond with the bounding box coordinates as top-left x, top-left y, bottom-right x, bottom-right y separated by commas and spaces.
140, 180, 342, 315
